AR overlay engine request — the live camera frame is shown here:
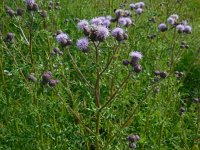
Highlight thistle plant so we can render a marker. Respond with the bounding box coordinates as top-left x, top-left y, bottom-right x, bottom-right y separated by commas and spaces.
0, 0, 199, 150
